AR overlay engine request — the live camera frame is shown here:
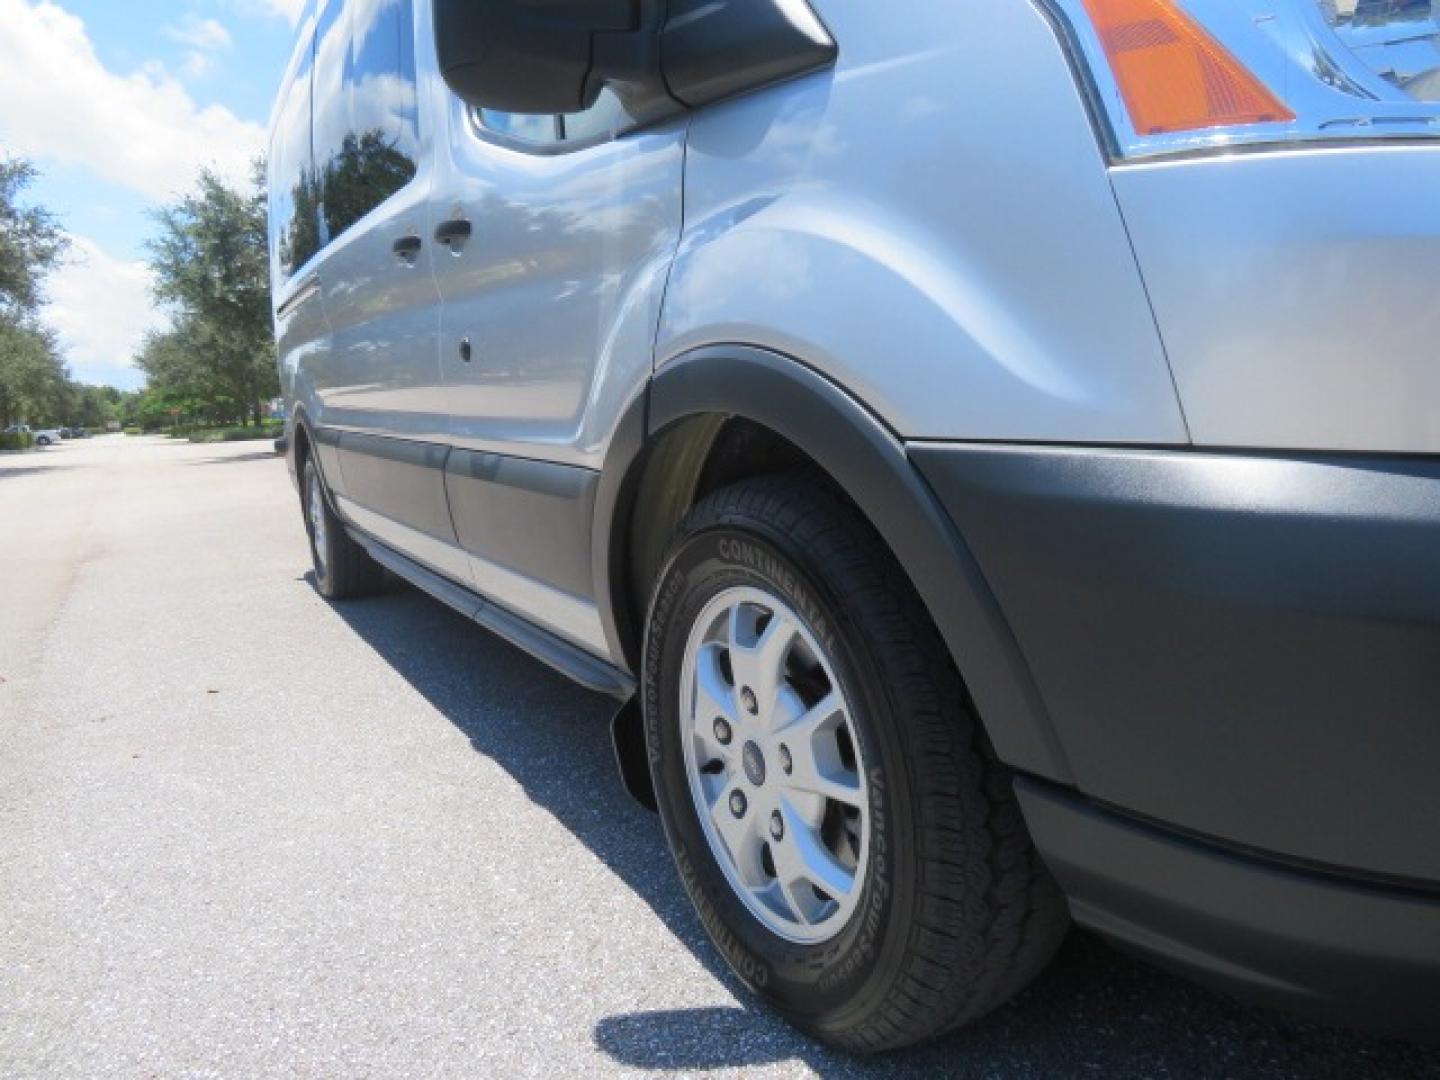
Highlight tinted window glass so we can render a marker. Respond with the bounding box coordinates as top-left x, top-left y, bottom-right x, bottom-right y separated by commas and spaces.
313, 0, 420, 244
476, 89, 634, 150
559, 88, 632, 143
270, 35, 318, 281
480, 111, 561, 143
311, 0, 346, 248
